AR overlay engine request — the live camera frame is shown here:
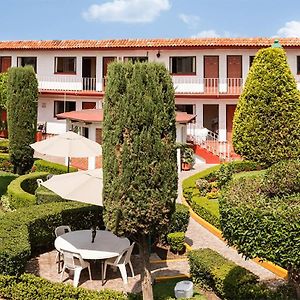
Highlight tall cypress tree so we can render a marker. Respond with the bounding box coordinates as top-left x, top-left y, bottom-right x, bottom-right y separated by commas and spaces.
7, 66, 38, 174
232, 46, 300, 166
103, 62, 177, 300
